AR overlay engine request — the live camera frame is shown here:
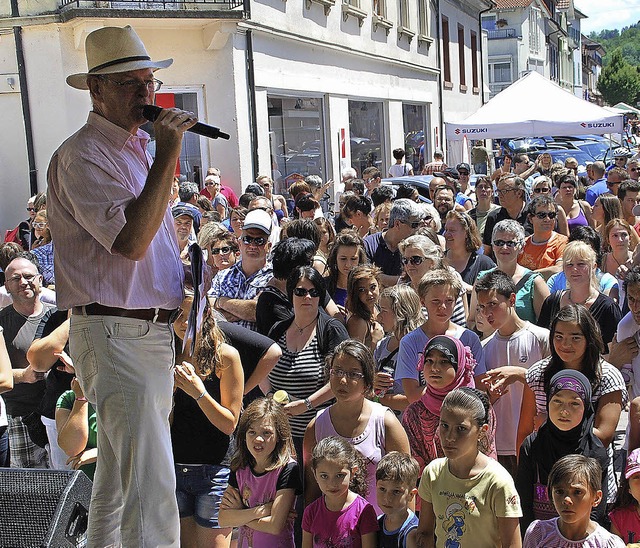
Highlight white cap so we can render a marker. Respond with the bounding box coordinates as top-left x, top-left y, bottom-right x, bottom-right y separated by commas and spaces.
243, 209, 272, 235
